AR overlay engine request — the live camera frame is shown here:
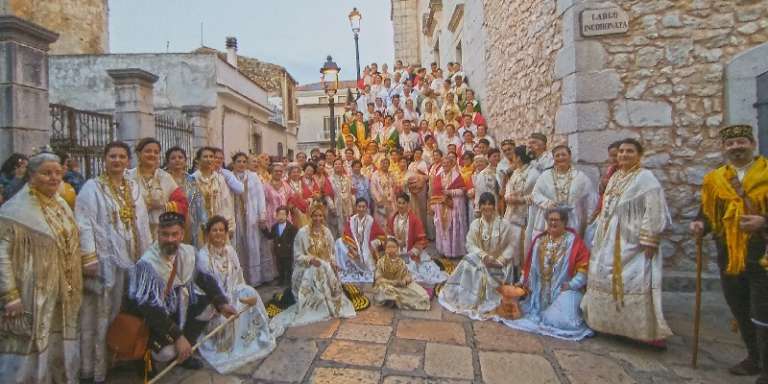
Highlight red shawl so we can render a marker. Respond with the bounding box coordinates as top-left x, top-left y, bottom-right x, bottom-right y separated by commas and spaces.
431, 168, 466, 200
522, 229, 590, 285
342, 215, 387, 252
386, 210, 428, 252
166, 186, 189, 218
286, 181, 309, 213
